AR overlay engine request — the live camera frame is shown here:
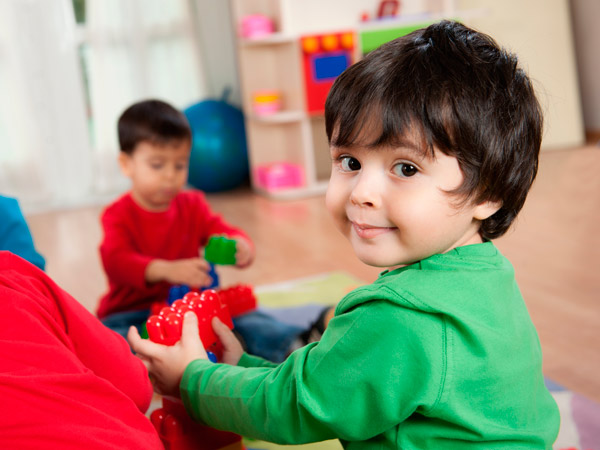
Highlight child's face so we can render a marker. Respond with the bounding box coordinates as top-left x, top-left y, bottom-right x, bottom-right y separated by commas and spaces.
119, 139, 190, 211
326, 131, 496, 268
